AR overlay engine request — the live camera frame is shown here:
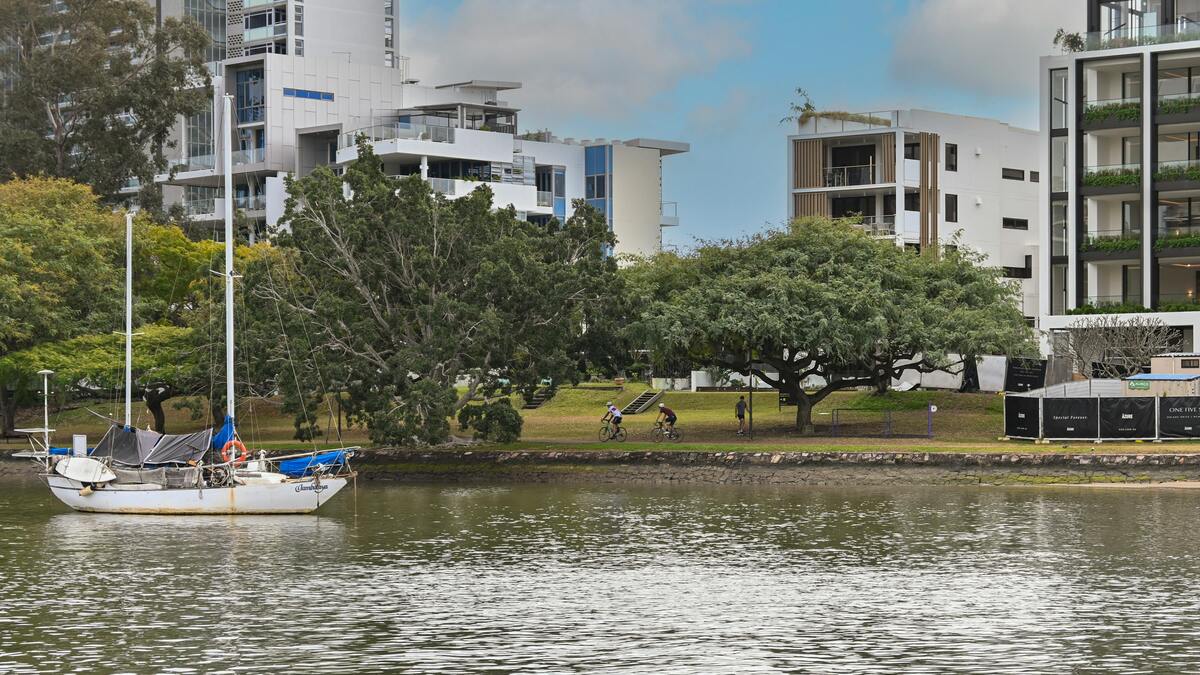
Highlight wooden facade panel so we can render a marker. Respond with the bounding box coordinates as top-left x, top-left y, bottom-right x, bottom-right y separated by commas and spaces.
793, 139, 824, 189
792, 192, 828, 219
880, 134, 895, 184
918, 132, 940, 256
